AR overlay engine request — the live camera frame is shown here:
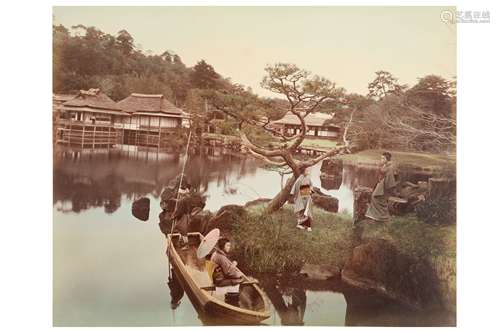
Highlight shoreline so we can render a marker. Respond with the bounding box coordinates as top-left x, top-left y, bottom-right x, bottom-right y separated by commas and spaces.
225, 202, 455, 314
